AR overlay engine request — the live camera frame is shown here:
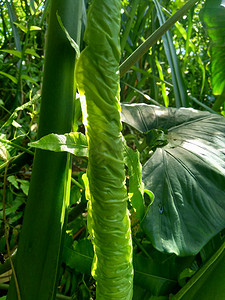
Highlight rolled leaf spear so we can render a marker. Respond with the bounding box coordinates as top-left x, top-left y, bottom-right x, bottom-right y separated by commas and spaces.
76, 0, 133, 299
